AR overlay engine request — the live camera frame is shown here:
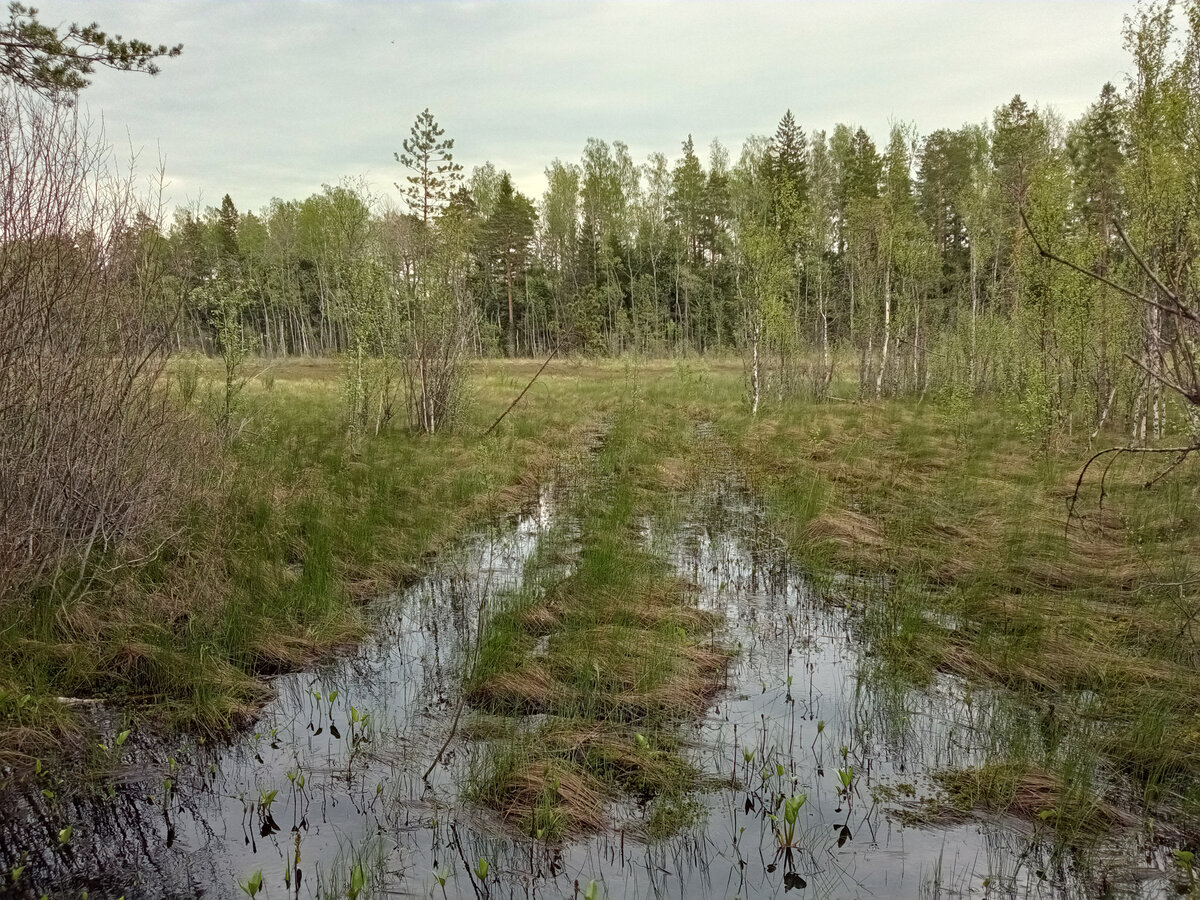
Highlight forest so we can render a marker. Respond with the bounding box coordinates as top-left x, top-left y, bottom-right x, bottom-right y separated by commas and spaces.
160, 7, 1195, 446
2, 1, 1200, 898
